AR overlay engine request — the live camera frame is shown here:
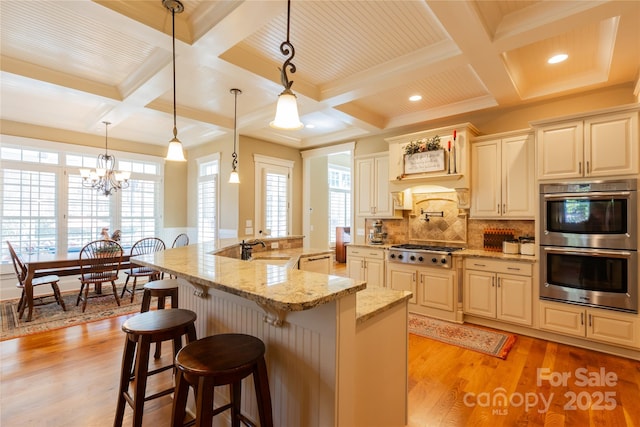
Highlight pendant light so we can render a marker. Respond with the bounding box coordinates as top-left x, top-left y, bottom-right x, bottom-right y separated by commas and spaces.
229, 88, 242, 184
270, 0, 304, 130
163, 0, 186, 161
